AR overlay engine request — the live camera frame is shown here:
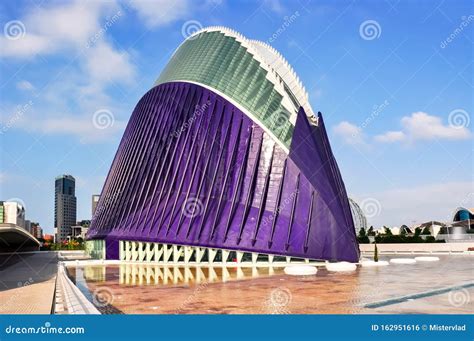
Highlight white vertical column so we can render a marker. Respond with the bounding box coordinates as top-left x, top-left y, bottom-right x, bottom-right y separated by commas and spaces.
155, 243, 163, 263
146, 243, 153, 262
252, 252, 258, 264
184, 246, 193, 263
138, 242, 145, 262
222, 250, 229, 264
163, 244, 171, 263
173, 245, 182, 263
196, 247, 204, 263
236, 251, 244, 263
131, 242, 138, 261
208, 248, 217, 264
